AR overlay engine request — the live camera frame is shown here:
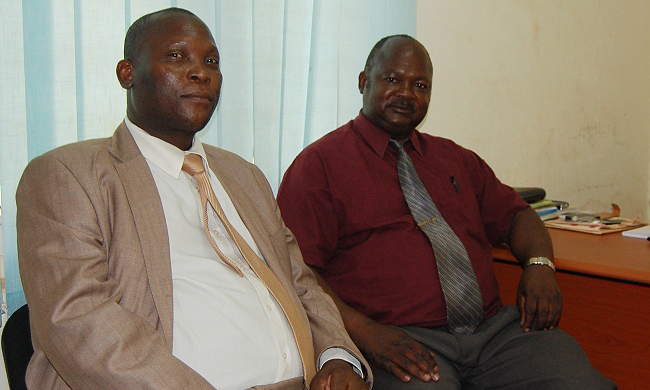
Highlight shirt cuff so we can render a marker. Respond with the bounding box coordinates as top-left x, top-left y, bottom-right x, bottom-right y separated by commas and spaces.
317, 347, 364, 378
